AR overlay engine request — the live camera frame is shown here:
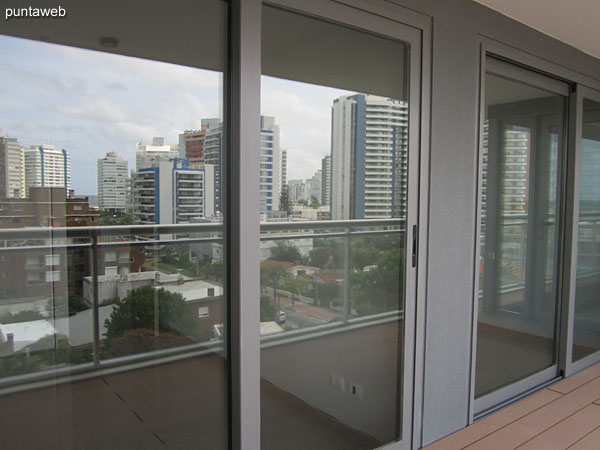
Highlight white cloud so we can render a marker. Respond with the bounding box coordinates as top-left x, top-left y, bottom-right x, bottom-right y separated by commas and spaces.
261, 76, 352, 180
